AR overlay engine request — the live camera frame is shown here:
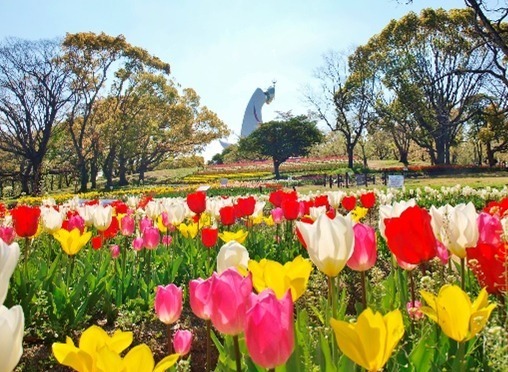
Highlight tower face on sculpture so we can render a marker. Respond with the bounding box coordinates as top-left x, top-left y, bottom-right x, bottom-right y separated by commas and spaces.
240, 84, 276, 138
